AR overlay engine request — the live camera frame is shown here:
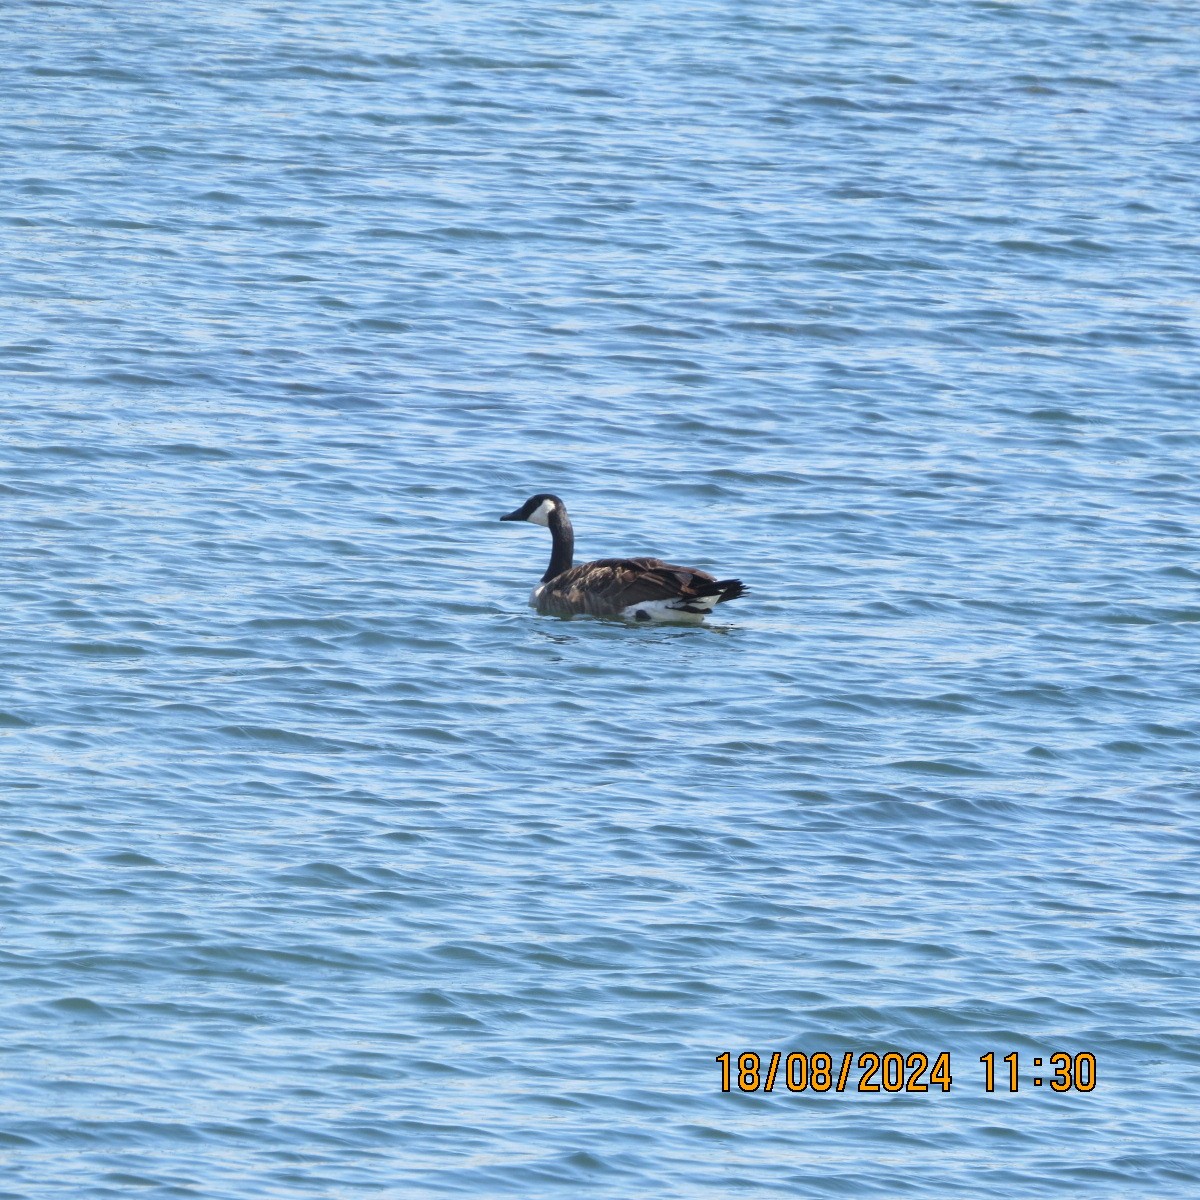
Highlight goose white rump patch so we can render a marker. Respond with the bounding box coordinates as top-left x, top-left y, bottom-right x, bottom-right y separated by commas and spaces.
622, 596, 717, 624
